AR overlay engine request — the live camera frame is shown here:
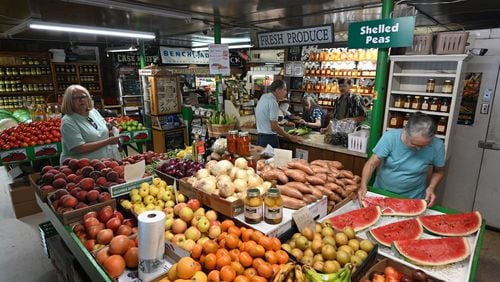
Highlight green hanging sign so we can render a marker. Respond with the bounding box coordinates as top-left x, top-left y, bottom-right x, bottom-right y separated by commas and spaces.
348, 16, 415, 49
